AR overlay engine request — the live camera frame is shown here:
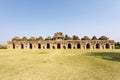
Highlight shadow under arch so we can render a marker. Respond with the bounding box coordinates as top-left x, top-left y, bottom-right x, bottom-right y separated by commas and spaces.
68, 43, 71, 49
77, 43, 81, 49
86, 43, 90, 49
